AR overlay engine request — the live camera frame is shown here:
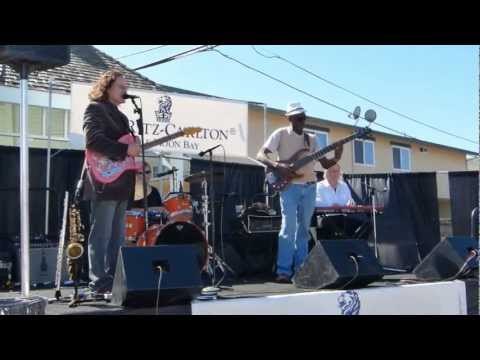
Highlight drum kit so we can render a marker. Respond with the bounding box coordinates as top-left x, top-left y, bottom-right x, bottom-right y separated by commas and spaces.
124, 170, 233, 283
